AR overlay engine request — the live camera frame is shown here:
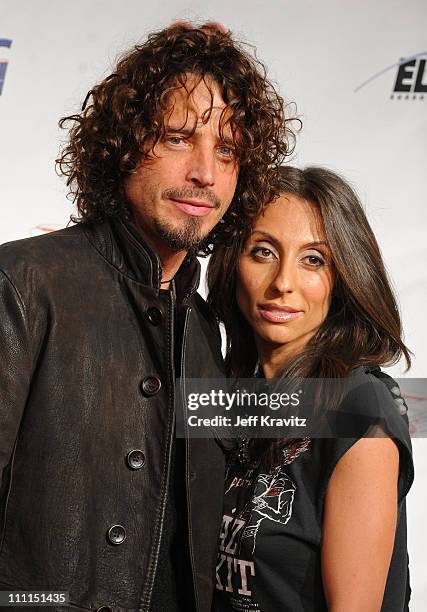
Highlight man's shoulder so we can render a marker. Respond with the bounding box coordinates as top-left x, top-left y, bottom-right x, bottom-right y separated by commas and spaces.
0, 224, 95, 278
0, 224, 102, 293
0, 224, 86, 260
